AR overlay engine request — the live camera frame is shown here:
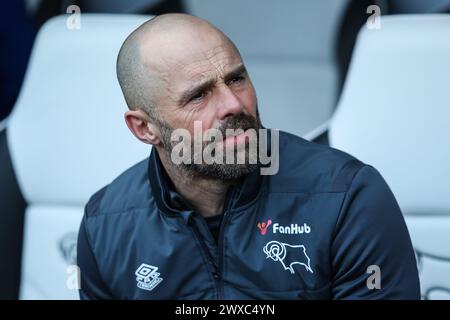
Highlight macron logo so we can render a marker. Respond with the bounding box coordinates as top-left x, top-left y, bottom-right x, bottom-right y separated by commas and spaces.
273, 223, 311, 235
